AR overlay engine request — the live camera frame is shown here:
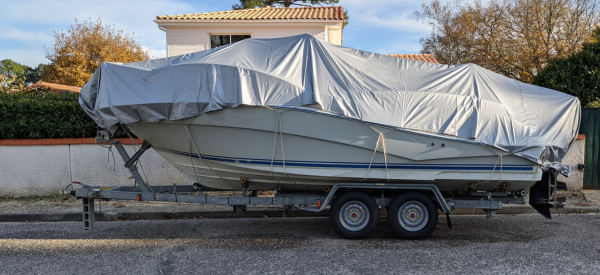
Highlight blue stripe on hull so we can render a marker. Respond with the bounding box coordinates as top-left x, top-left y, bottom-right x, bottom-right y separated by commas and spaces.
160, 148, 534, 171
